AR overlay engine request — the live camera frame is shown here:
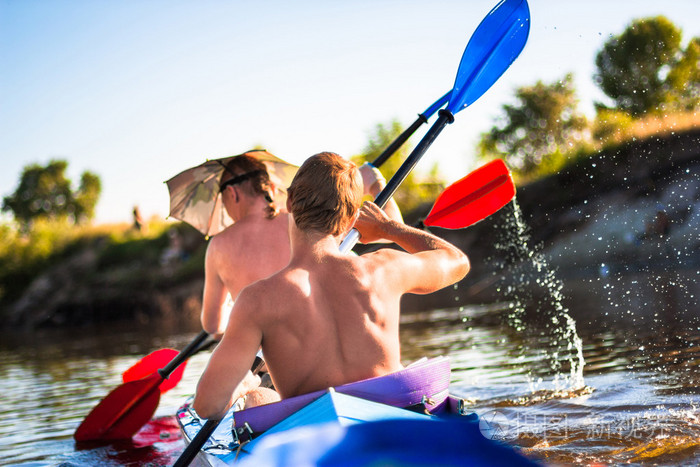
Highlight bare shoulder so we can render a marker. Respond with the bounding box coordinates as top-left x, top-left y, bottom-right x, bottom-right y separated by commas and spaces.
208, 223, 248, 256
235, 277, 271, 306
209, 223, 240, 247
234, 271, 291, 313
228, 280, 266, 326
359, 247, 412, 268
238, 270, 311, 332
